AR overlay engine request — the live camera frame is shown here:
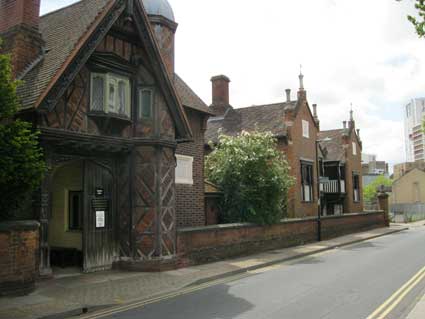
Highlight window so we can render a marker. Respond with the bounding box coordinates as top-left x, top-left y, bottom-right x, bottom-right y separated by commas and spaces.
138, 88, 153, 119
353, 174, 360, 202
90, 73, 131, 117
302, 120, 309, 138
175, 155, 193, 185
301, 161, 314, 202
352, 142, 357, 156
68, 191, 83, 231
